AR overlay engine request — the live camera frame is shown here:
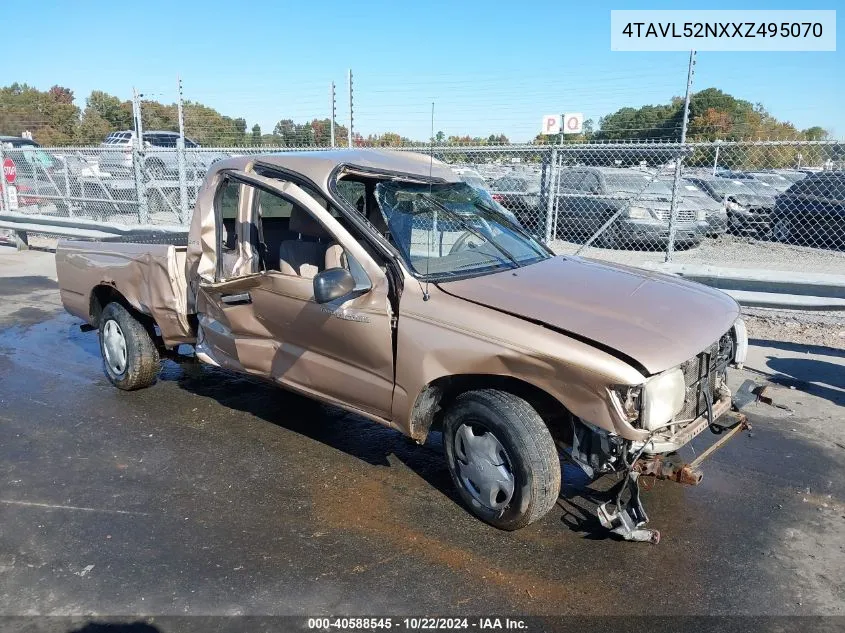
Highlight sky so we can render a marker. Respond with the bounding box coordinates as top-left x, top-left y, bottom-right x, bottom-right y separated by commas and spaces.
3, 0, 842, 142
